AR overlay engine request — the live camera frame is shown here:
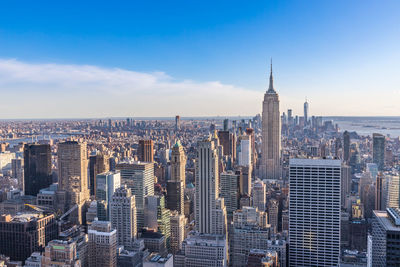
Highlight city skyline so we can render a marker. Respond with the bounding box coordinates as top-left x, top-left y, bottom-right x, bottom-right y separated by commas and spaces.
1, 1, 400, 118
